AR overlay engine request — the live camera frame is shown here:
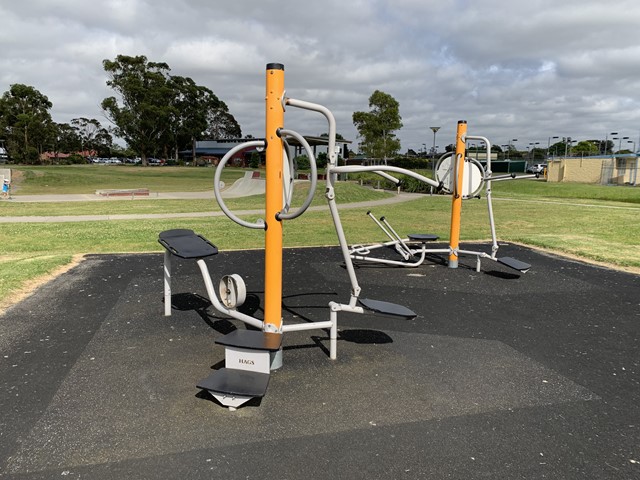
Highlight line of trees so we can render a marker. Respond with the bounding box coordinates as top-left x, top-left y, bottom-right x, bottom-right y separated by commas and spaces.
0, 84, 114, 163
0, 54, 242, 165
101, 55, 241, 166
